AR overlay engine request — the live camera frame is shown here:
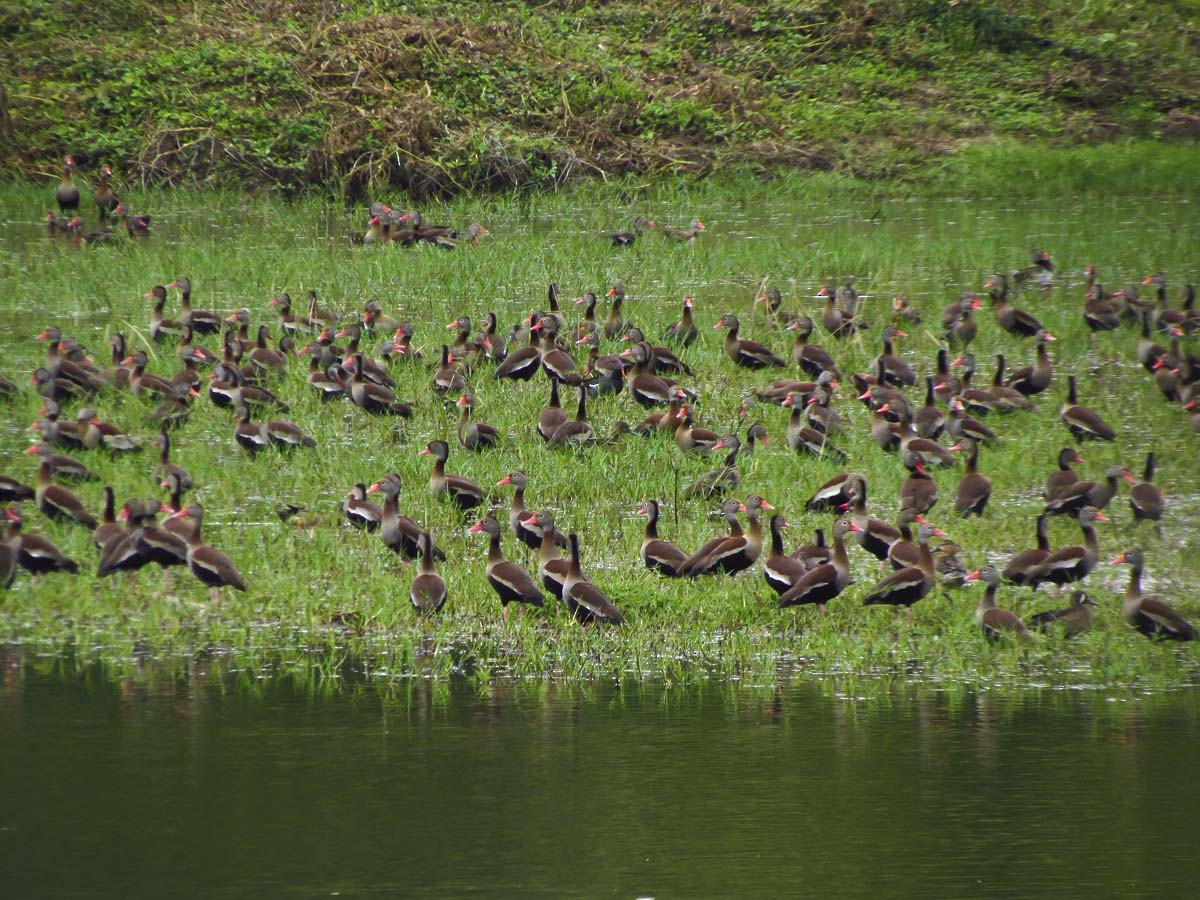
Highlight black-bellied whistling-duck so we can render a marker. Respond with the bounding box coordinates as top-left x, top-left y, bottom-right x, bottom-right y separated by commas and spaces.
0, 531, 13, 587
233, 404, 314, 453
1032, 506, 1106, 589
1135, 309, 1173, 372
130, 499, 189, 581
778, 519, 856, 613
576, 328, 625, 396
304, 290, 338, 332
622, 327, 692, 377
497, 472, 561, 551
457, 391, 499, 451
494, 319, 541, 381
421, 440, 483, 511
952, 353, 1003, 416
757, 286, 796, 328
363, 215, 386, 245
94, 164, 118, 222
912, 376, 945, 440
161, 473, 194, 536
446, 314, 482, 357
782, 391, 847, 460
804, 386, 841, 436
1044, 447, 1084, 500
147, 284, 184, 343
343, 483, 383, 532
1006, 330, 1056, 396
965, 566, 1032, 642
122, 351, 190, 403
791, 527, 832, 567
1061, 375, 1116, 442
56, 157, 80, 213
715, 313, 785, 369
951, 438, 990, 517
1129, 452, 1164, 539
805, 471, 864, 513
548, 384, 596, 448
153, 429, 192, 491
367, 474, 445, 561
612, 216, 655, 246
1044, 464, 1127, 517
941, 291, 981, 336
269, 292, 307, 335
410, 531, 447, 614
24, 441, 95, 482
841, 475, 900, 562
576, 290, 599, 331
604, 283, 628, 340
986, 355, 1035, 412
684, 435, 741, 499
634, 499, 688, 577
5, 506, 78, 576
537, 377, 568, 443
892, 294, 921, 326
167, 278, 221, 335
33, 458, 95, 528
562, 532, 624, 625
0, 476, 35, 503
673, 404, 719, 453
899, 449, 937, 516
683, 495, 771, 577
478, 312, 506, 364
178, 324, 219, 370
169, 503, 246, 600
622, 342, 679, 408
678, 498, 744, 576
986, 274, 1043, 337
522, 510, 569, 601
533, 317, 582, 384
1083, 285, 1121, 332
945, 396, 998, 446
863, 522, 939, 621
245, 324, 287, 375
786, 316, 840, 378
663, 218, 704, 241
469, 513, 544, 620
1001, 514, 1051, 587
935, 540, 967, 587
886, 508, 941, 570
209, 362, 287, 411
112, 203, 150, 237
762, 514, 809, 595
665, 295, 698, 347
92, 487, 122, 551
1113, 548, 1194, 642
876, 326, 915, 388
1029, 590, 1098, 638
1012, 248, 1054, 291
343, 354, 411, 417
